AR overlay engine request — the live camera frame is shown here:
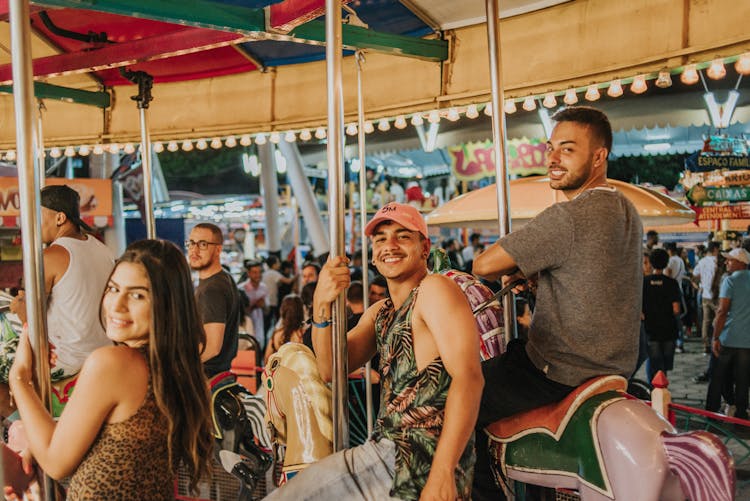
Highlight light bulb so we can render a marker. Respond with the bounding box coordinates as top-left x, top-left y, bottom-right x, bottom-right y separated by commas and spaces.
410, 114, 423, 126
299, 129, 312, 141
152, 142, 163, 153
255, 134, 267, 145
239, 135, 252, 147
64, 146, 75, 157
446, 108, 460, 121
78, 145, 90, 156
210, 138, 222, 149
5, 150, 15, 161
363, 121, 374, 134
503, 100, 516, 114
655, 70, 672, 88
377, 119, 391, 131
542, 93, 557, 108
50, 147, 62, 158
181, 140, 193, 152
195, 139, 208, 150
166, 141, 178, 152
269, 132, 281, 144
123, 143, 136, 154
735, 53, 750, 76
314, 127, 326, 139
427, 110, 440, 124
225, 136, 237, 148
394, 115, 408, 129
522, 96, 536, 111
680, 64, 699, 85
607, 79, 624, 97
465, 104, 479, 119
284, 131, 296, 142
630, 75, 647, 94
707, 59, 726, 80
484, 102, 493, 116
346, 124, 358, 136
584, 85, 600, 101
93, 144, 105, 155
563, 88, 578, 105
